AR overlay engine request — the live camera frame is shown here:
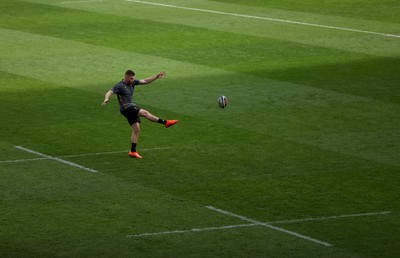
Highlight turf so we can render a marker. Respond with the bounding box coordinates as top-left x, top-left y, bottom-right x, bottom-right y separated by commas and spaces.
1, 0, 399, 257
